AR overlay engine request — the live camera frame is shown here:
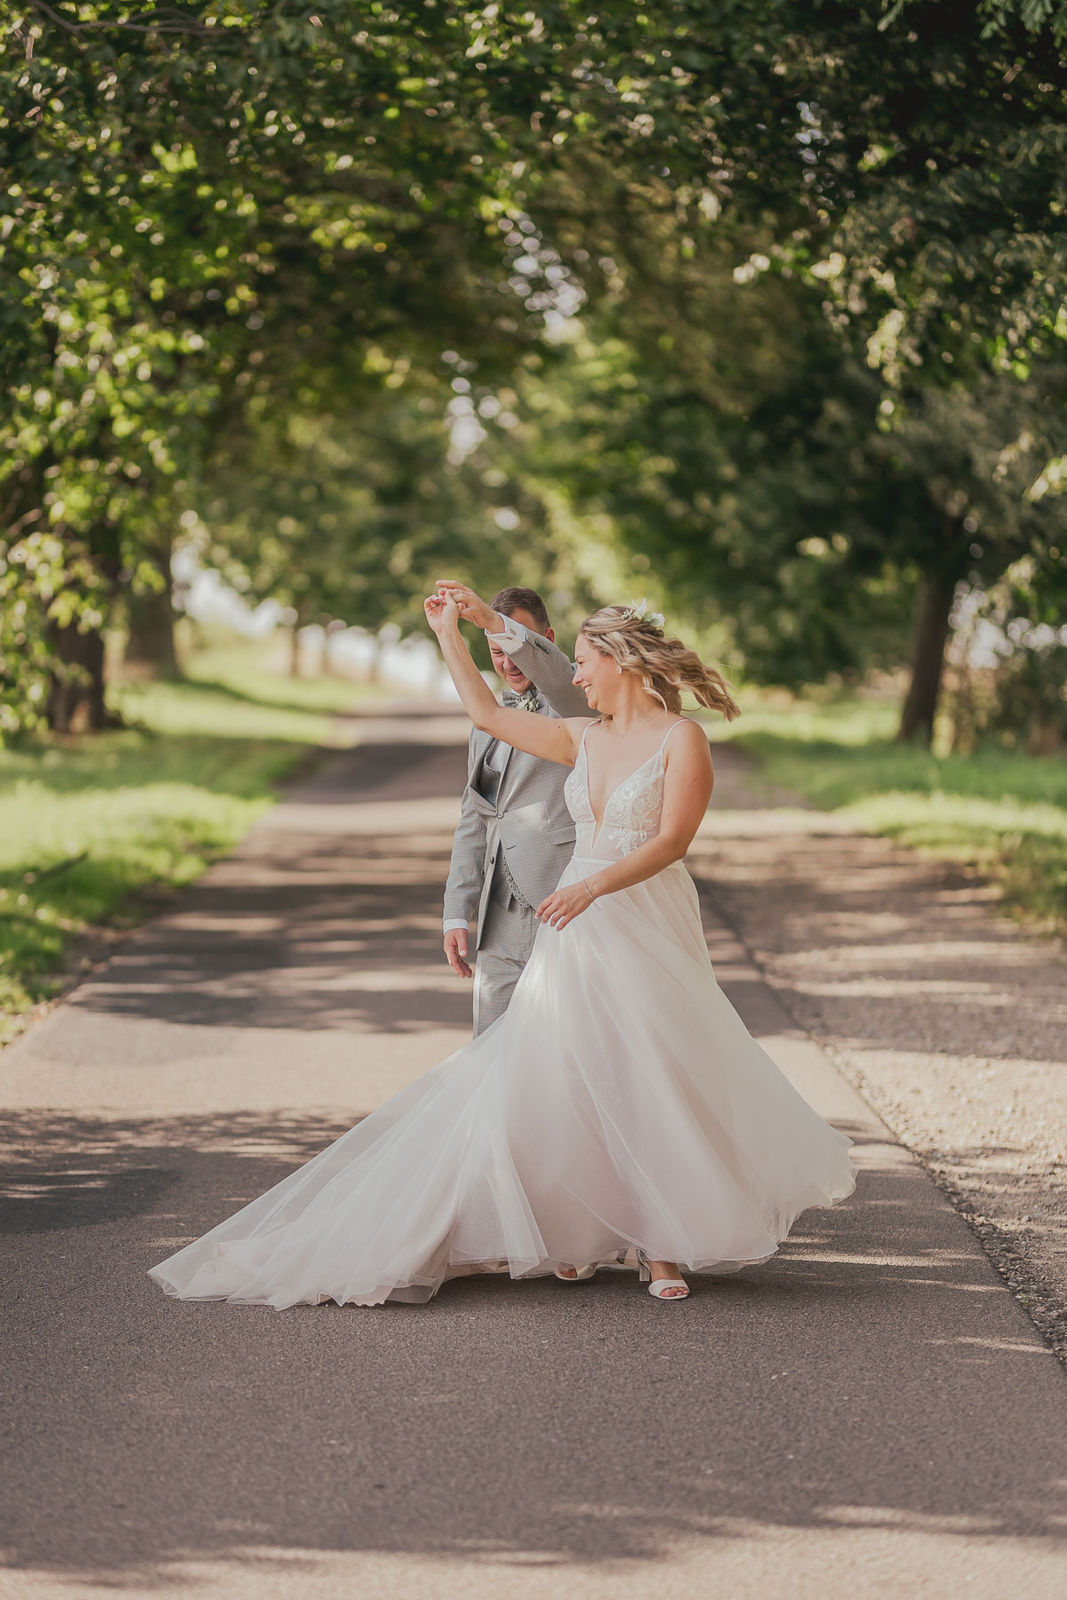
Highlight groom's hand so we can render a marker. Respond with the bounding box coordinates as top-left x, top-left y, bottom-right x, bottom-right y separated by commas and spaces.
435, 580, 501, 633
444, 928, 473, 978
